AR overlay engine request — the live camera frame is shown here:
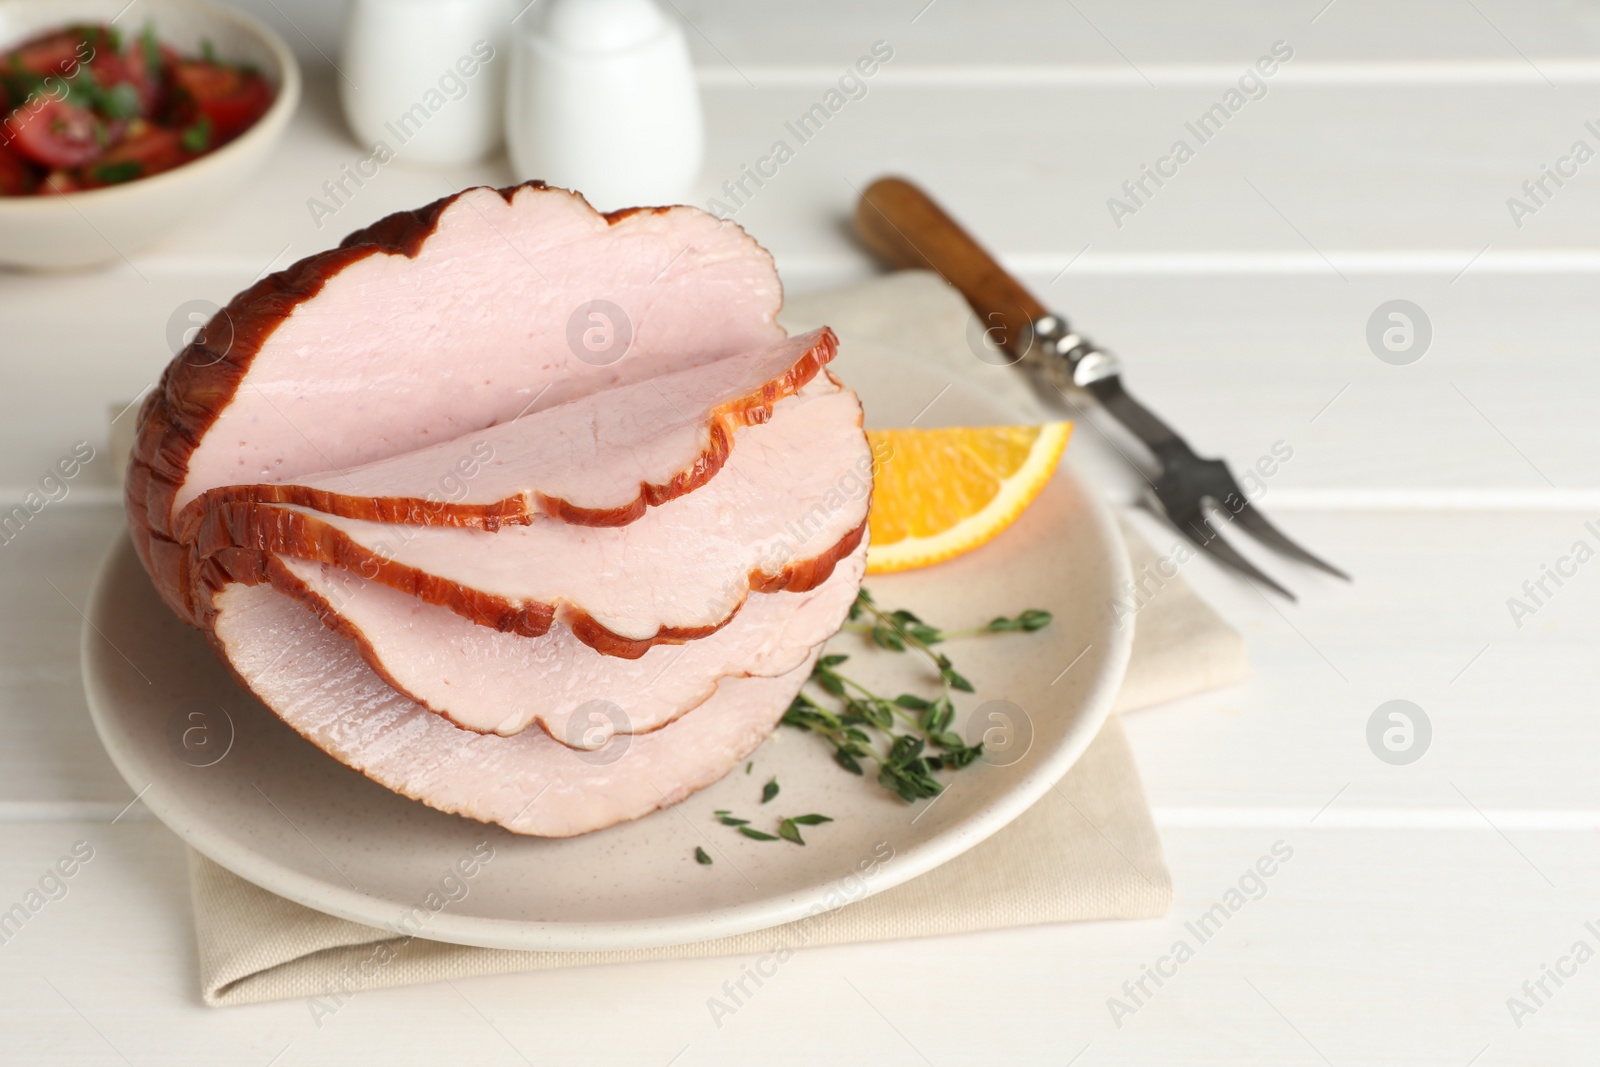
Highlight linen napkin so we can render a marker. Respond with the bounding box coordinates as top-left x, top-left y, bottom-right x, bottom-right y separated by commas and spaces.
123, 271, 1250, 1006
